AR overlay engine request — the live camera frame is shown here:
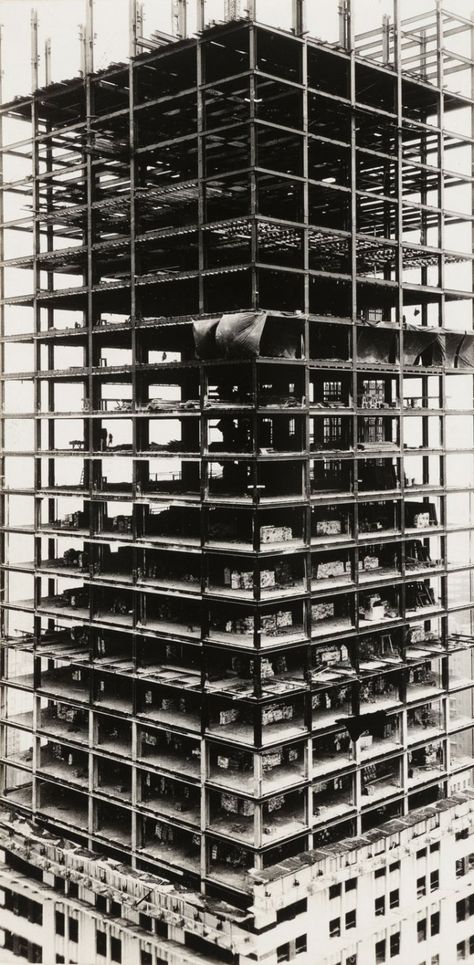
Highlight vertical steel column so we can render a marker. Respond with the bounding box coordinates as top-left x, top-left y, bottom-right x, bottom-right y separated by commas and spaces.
0, 27, 6, 788
292, 0, 306, 37
339, 1, 350, 50
301, 35, 312, 849
197, 34, 205, 315
44, 39, 52, 87
85, 0, 94, 75
31, 11, 39, 93
348, 0, 362, 834
197, 0, 205, 32
172, 0, 188, 39
224, 0, 241, 21
470, 16, 474, 650
85, 65, 96, 845
435, 1, 448, 665
129, 0, 144, 58
32, 76, 41, 817
393, 0, 410, 816
129, 42, 139, 864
